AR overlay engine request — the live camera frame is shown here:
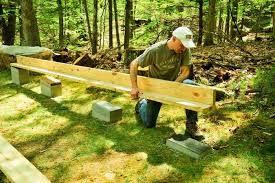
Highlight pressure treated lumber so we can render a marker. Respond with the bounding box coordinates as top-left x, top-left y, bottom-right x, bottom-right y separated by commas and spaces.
12, 56, 216, 112
0, 135, 51, 183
